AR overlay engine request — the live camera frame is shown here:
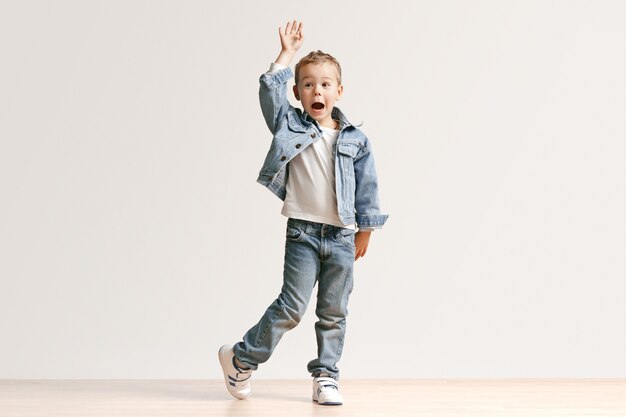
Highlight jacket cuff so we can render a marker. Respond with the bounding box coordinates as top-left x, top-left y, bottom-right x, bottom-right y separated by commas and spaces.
259, 66, 293, 88
356, 213, 389, 229
268, 62, 288, 73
